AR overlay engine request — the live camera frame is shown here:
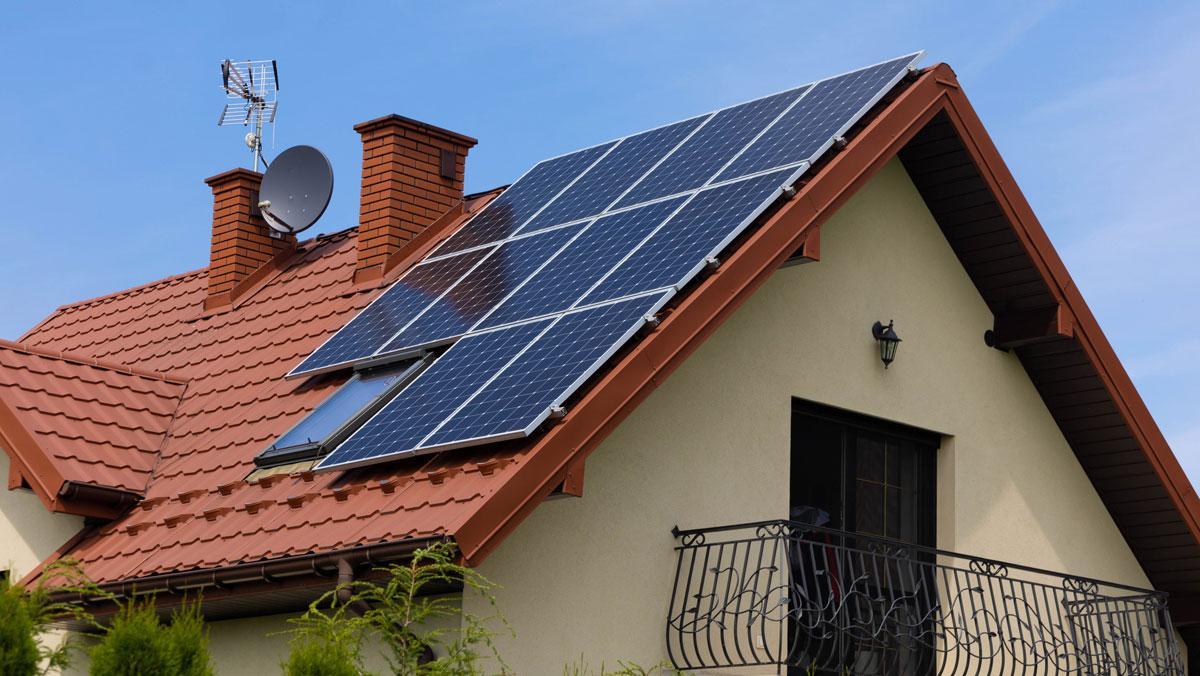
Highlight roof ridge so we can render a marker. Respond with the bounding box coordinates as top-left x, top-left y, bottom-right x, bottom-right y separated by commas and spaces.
0, 340, 189, 385
46, 268, 208, 315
